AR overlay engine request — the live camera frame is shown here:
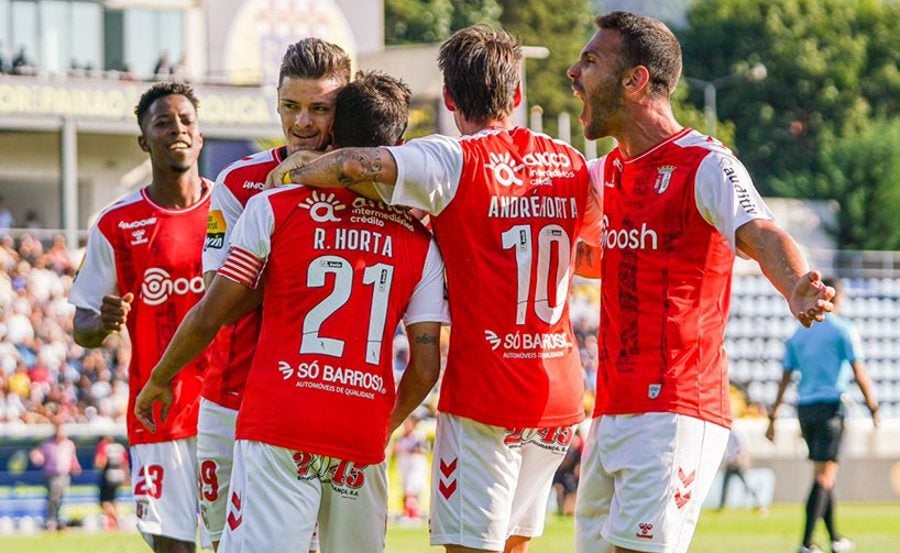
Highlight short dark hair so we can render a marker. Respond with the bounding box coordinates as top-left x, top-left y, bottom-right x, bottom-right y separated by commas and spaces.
278, 38, 352, 87
596, 11, 682, 97
134, 81, 199, 129
438, 25, 522, 124
332, 71, 411, 148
